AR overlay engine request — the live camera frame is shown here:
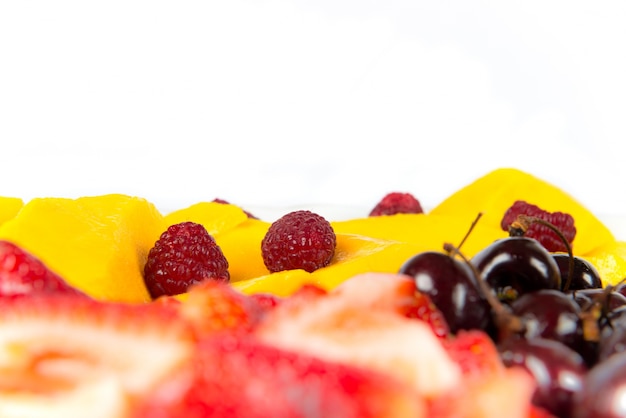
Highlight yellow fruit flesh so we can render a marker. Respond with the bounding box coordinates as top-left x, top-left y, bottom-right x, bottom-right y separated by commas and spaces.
231, 234, 429, 295
430, 168, 615, 255
163, 201, 248, 235
214, 219, 272, 283
0, 195, 165, 303
0, 197, 24, 226
2, 168, 625, 302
